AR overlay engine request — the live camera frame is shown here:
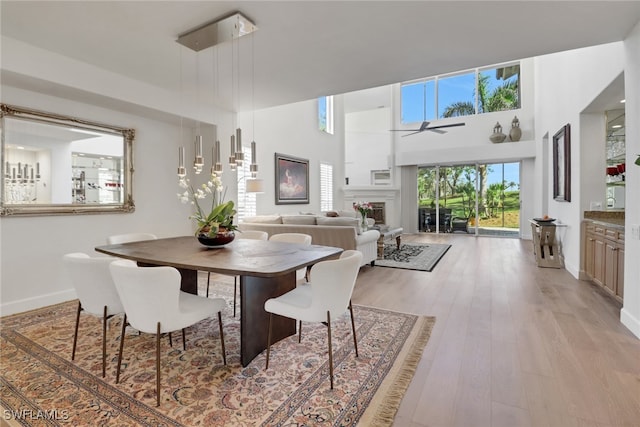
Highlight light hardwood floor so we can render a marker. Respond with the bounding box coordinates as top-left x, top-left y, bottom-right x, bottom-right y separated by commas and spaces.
351, 233, 640, 427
